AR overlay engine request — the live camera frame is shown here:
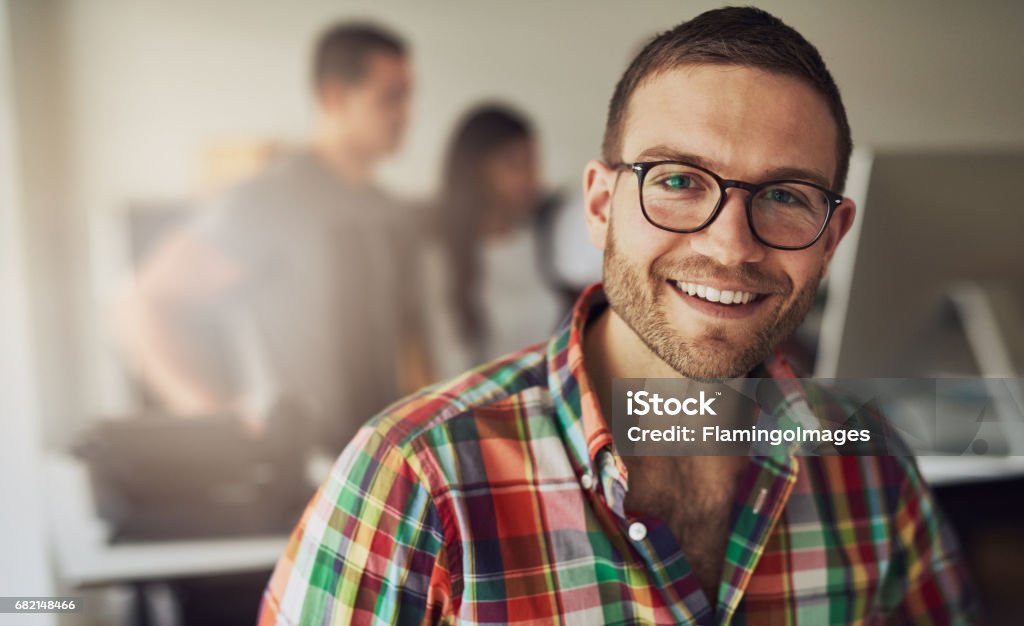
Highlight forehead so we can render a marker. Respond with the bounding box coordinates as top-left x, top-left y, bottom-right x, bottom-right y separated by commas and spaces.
620, 64, 838, 186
